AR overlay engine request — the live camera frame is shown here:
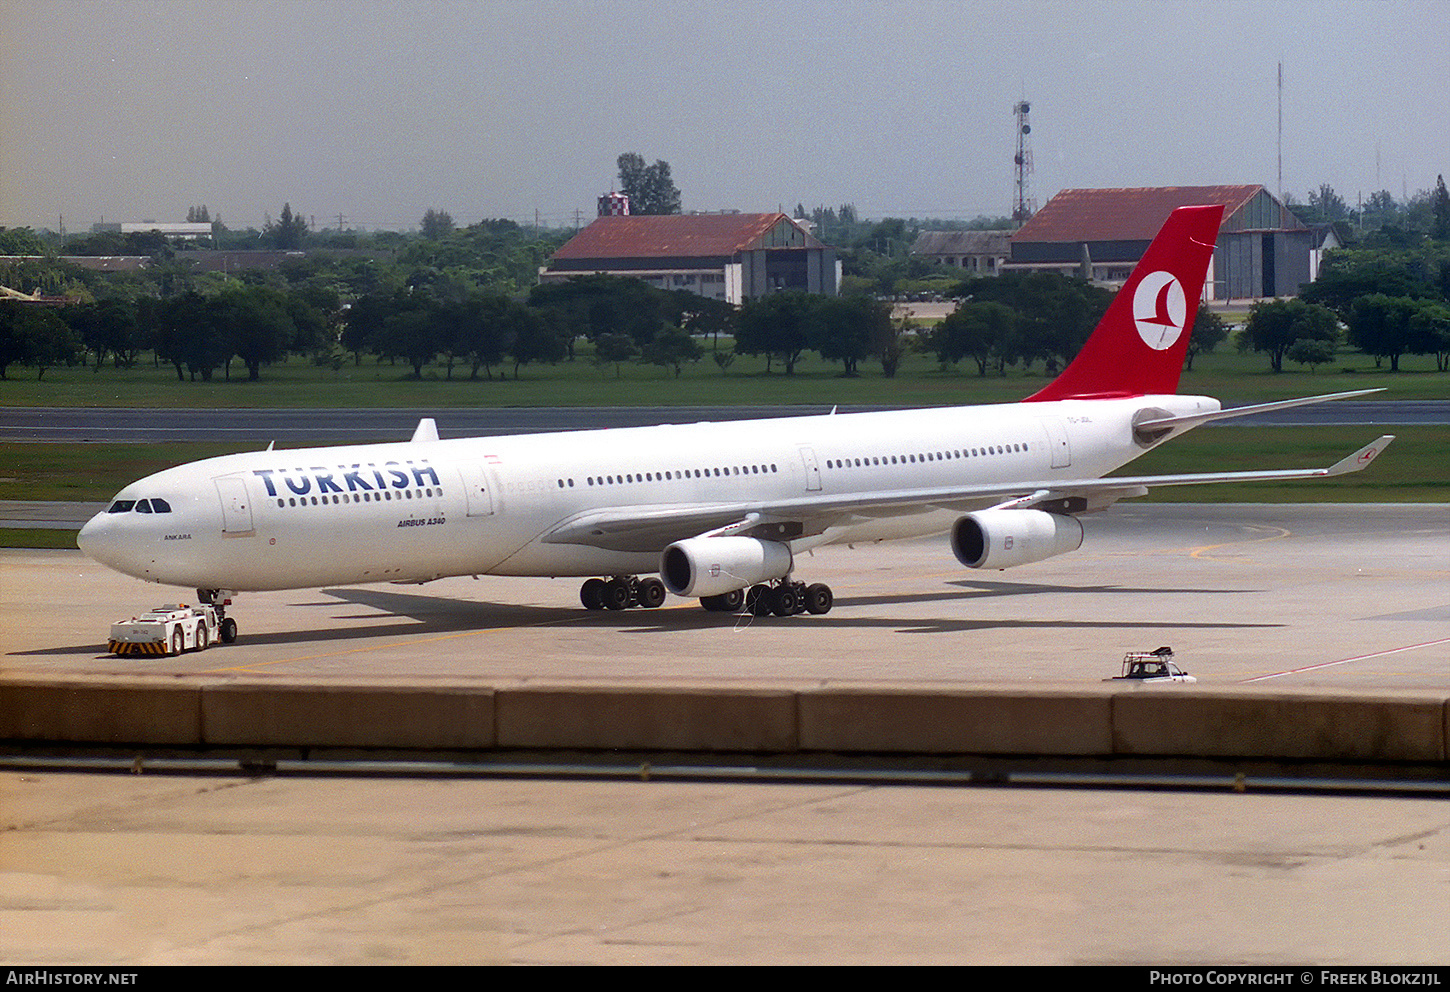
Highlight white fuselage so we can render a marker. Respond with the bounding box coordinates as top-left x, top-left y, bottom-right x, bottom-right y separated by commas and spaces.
76, 395, 1217, 593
